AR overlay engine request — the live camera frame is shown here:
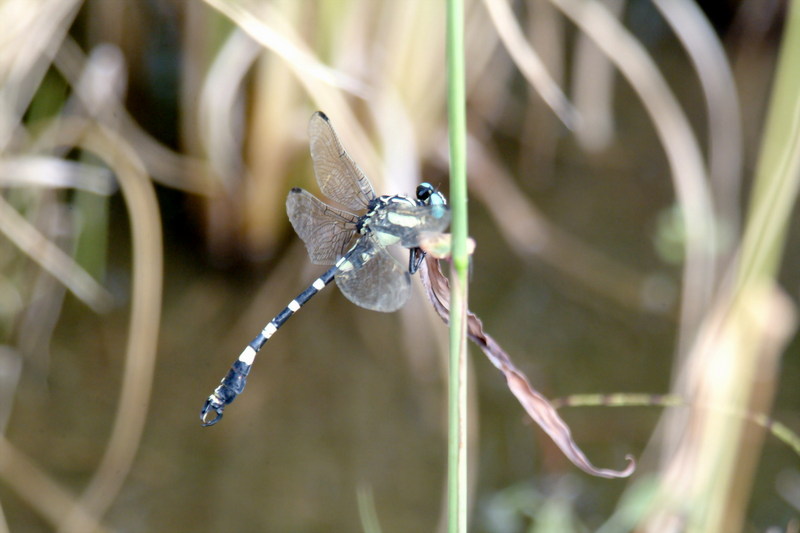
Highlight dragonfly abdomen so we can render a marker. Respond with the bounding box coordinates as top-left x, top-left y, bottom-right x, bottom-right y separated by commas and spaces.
200, 266, 338, 426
